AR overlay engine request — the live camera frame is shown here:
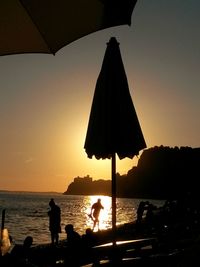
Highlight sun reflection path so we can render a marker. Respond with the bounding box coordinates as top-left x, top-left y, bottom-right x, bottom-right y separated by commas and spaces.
82, 195, 112, 232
